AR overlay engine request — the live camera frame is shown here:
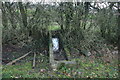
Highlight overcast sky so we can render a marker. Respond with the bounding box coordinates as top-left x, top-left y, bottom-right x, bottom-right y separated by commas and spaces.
9, 0, 109, 8
8, 0, 120, 3
5, 0, 118, 9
